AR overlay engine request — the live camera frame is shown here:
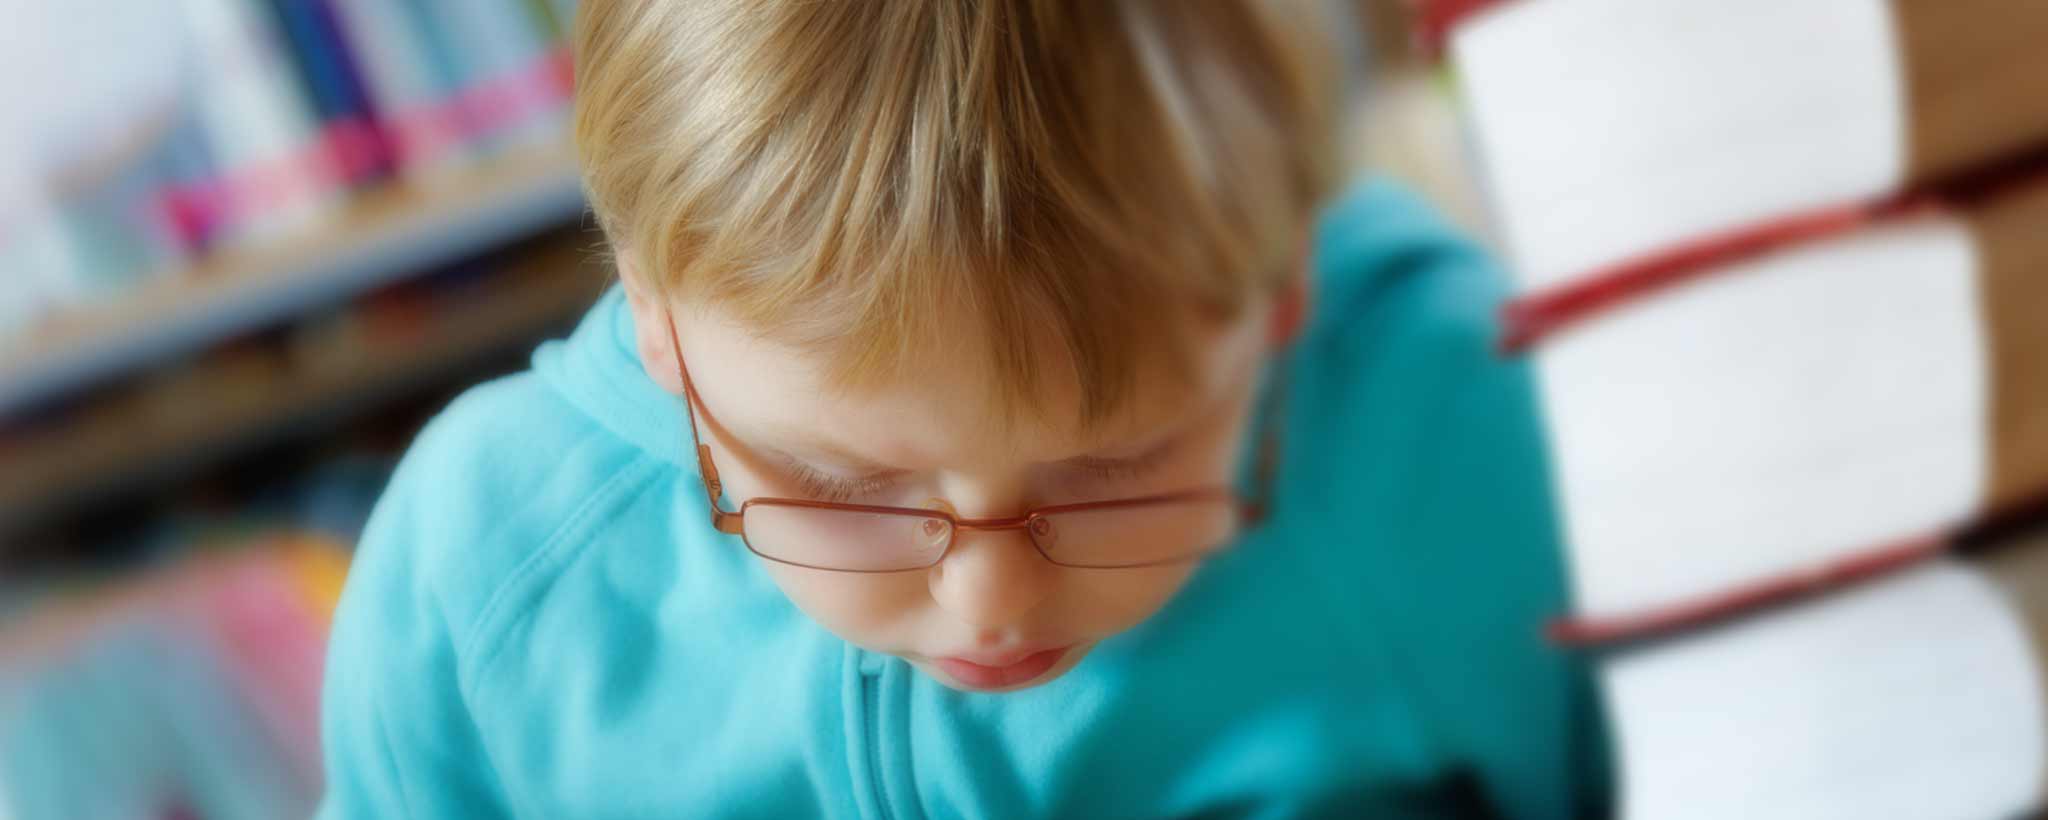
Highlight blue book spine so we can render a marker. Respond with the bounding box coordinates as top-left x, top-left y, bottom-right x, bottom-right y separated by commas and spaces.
263, 0, 395, 183
327, 0, 463, 172
396, 0, 471, 105
420, 0, 561, 151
